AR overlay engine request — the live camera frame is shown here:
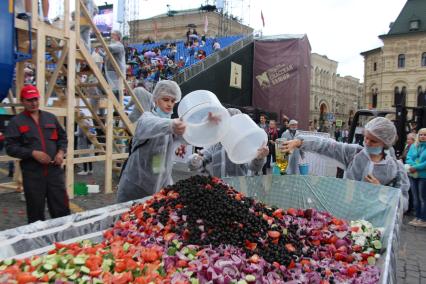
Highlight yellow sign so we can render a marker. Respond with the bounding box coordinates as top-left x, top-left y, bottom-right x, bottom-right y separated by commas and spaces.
230, 62, 242, 89
9, 0, 14, 13
336, 120, 343, 127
